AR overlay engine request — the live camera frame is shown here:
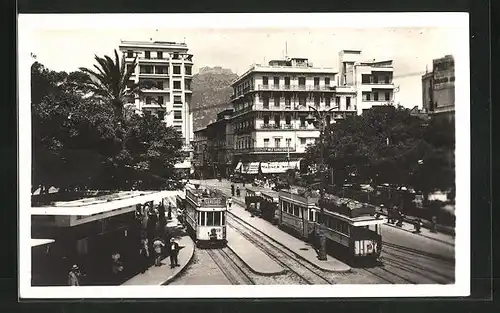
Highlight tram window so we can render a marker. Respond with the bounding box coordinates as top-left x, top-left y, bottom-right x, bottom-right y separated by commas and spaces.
293, 206, 299, 217
221, 212, 225, 225
200, 212, 205, 226
214, 211, 221, 226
